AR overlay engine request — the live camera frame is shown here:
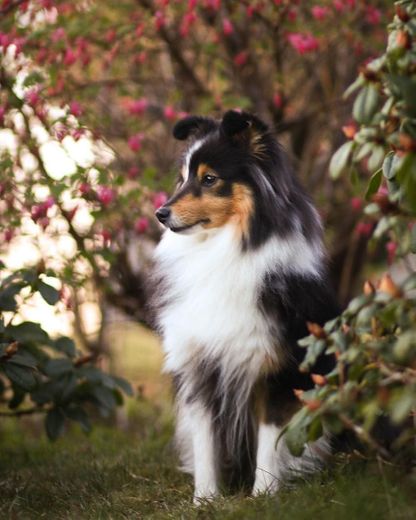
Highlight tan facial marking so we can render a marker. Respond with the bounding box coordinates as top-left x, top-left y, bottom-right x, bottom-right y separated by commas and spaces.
169, 178, 254, 234
196, 163, 213, 181
171, 191, 233, 229
231, 183, 254, 239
